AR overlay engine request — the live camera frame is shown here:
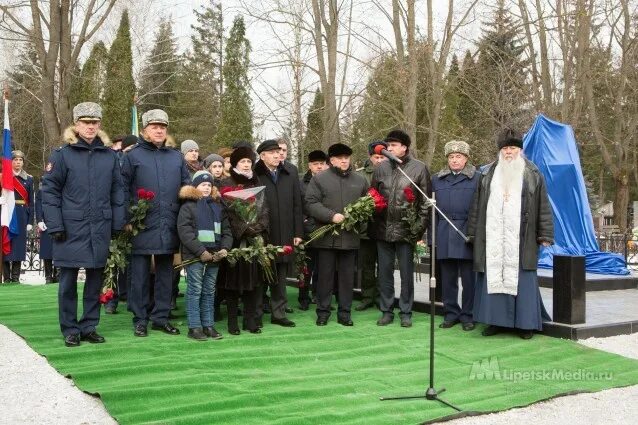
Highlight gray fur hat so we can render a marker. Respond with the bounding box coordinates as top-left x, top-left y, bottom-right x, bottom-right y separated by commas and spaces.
444, 140, 470, 157
142, 109, 169, 128
73, 102, 102, 122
